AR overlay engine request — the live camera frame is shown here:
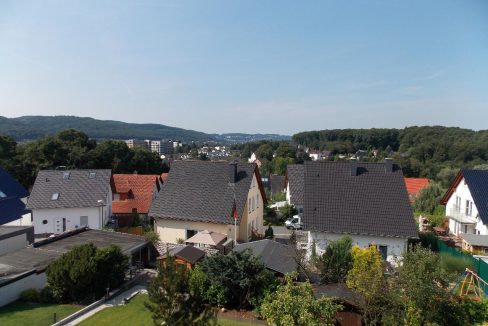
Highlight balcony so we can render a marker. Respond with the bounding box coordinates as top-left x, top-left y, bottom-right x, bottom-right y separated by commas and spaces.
448, 208, 476, 224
